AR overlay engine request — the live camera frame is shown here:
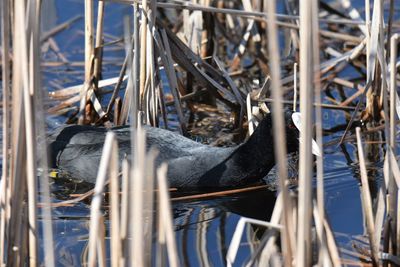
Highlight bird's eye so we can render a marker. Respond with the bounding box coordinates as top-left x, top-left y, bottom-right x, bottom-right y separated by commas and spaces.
288, 122, 296, 129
